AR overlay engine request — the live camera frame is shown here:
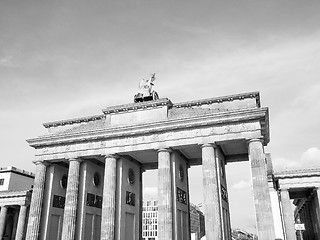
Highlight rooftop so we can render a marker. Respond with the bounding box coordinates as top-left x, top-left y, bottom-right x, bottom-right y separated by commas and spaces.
0, 166, 35, 178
